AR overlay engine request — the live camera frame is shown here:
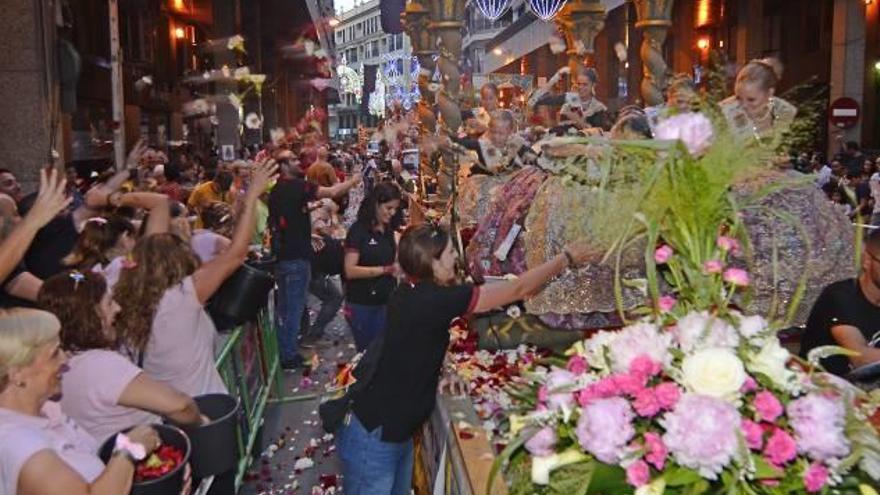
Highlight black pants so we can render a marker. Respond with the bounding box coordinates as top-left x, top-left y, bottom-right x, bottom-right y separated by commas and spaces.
302, 273, 344, 338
